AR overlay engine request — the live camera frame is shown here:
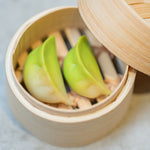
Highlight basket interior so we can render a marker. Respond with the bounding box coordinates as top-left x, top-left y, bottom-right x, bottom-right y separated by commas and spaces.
13, 27, 126, 111
11, 8, 130, 114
